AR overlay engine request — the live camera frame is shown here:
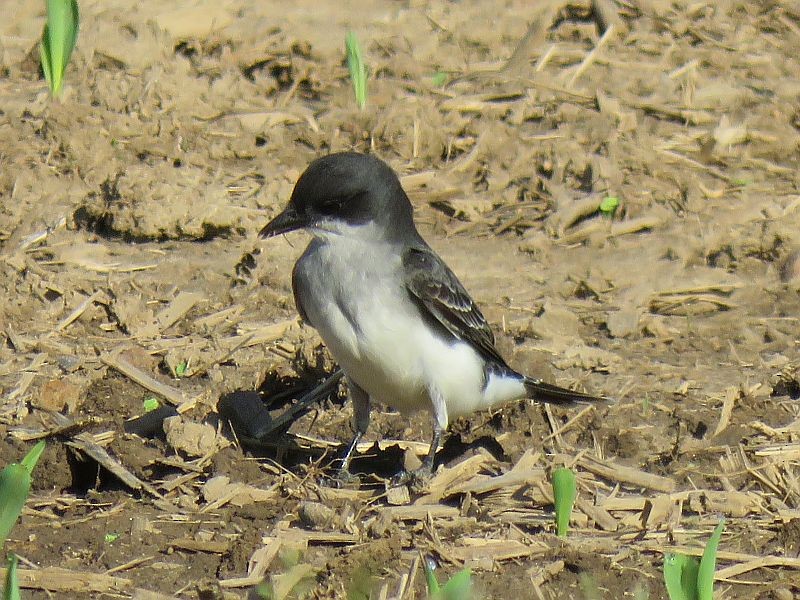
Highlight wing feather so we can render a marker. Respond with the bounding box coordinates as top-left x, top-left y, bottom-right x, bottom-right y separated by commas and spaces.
402, 246, 507, 365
